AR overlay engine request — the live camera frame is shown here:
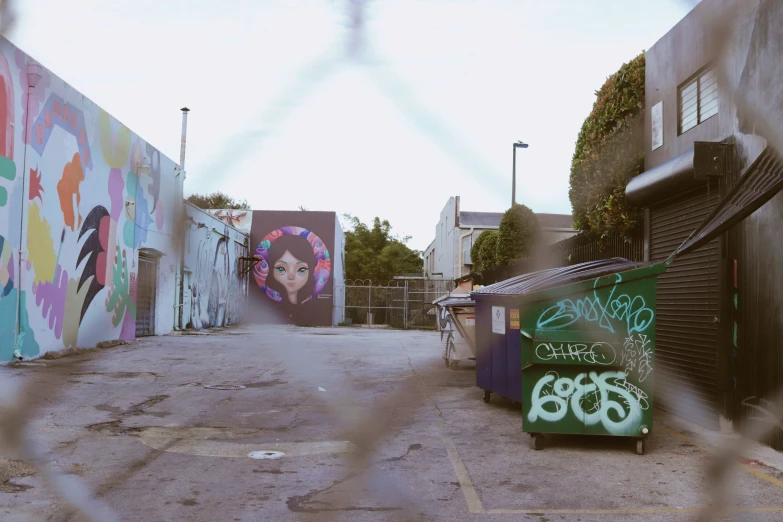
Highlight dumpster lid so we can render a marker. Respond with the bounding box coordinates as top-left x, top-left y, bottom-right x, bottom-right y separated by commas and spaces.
671, 146, 783, 258
440, 298, 475, 307
471, 258, 647, 296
